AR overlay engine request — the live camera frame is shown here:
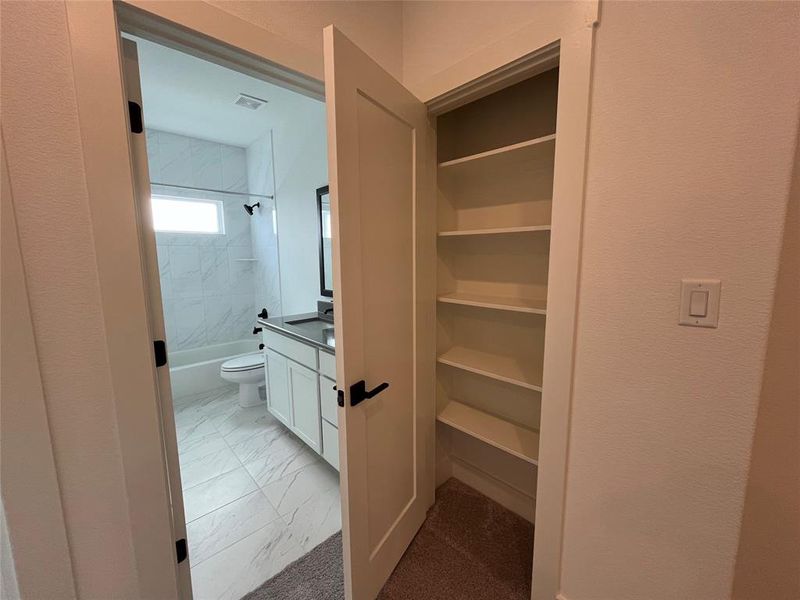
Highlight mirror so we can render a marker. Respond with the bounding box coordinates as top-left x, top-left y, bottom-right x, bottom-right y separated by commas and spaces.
317, 185, 333, 297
